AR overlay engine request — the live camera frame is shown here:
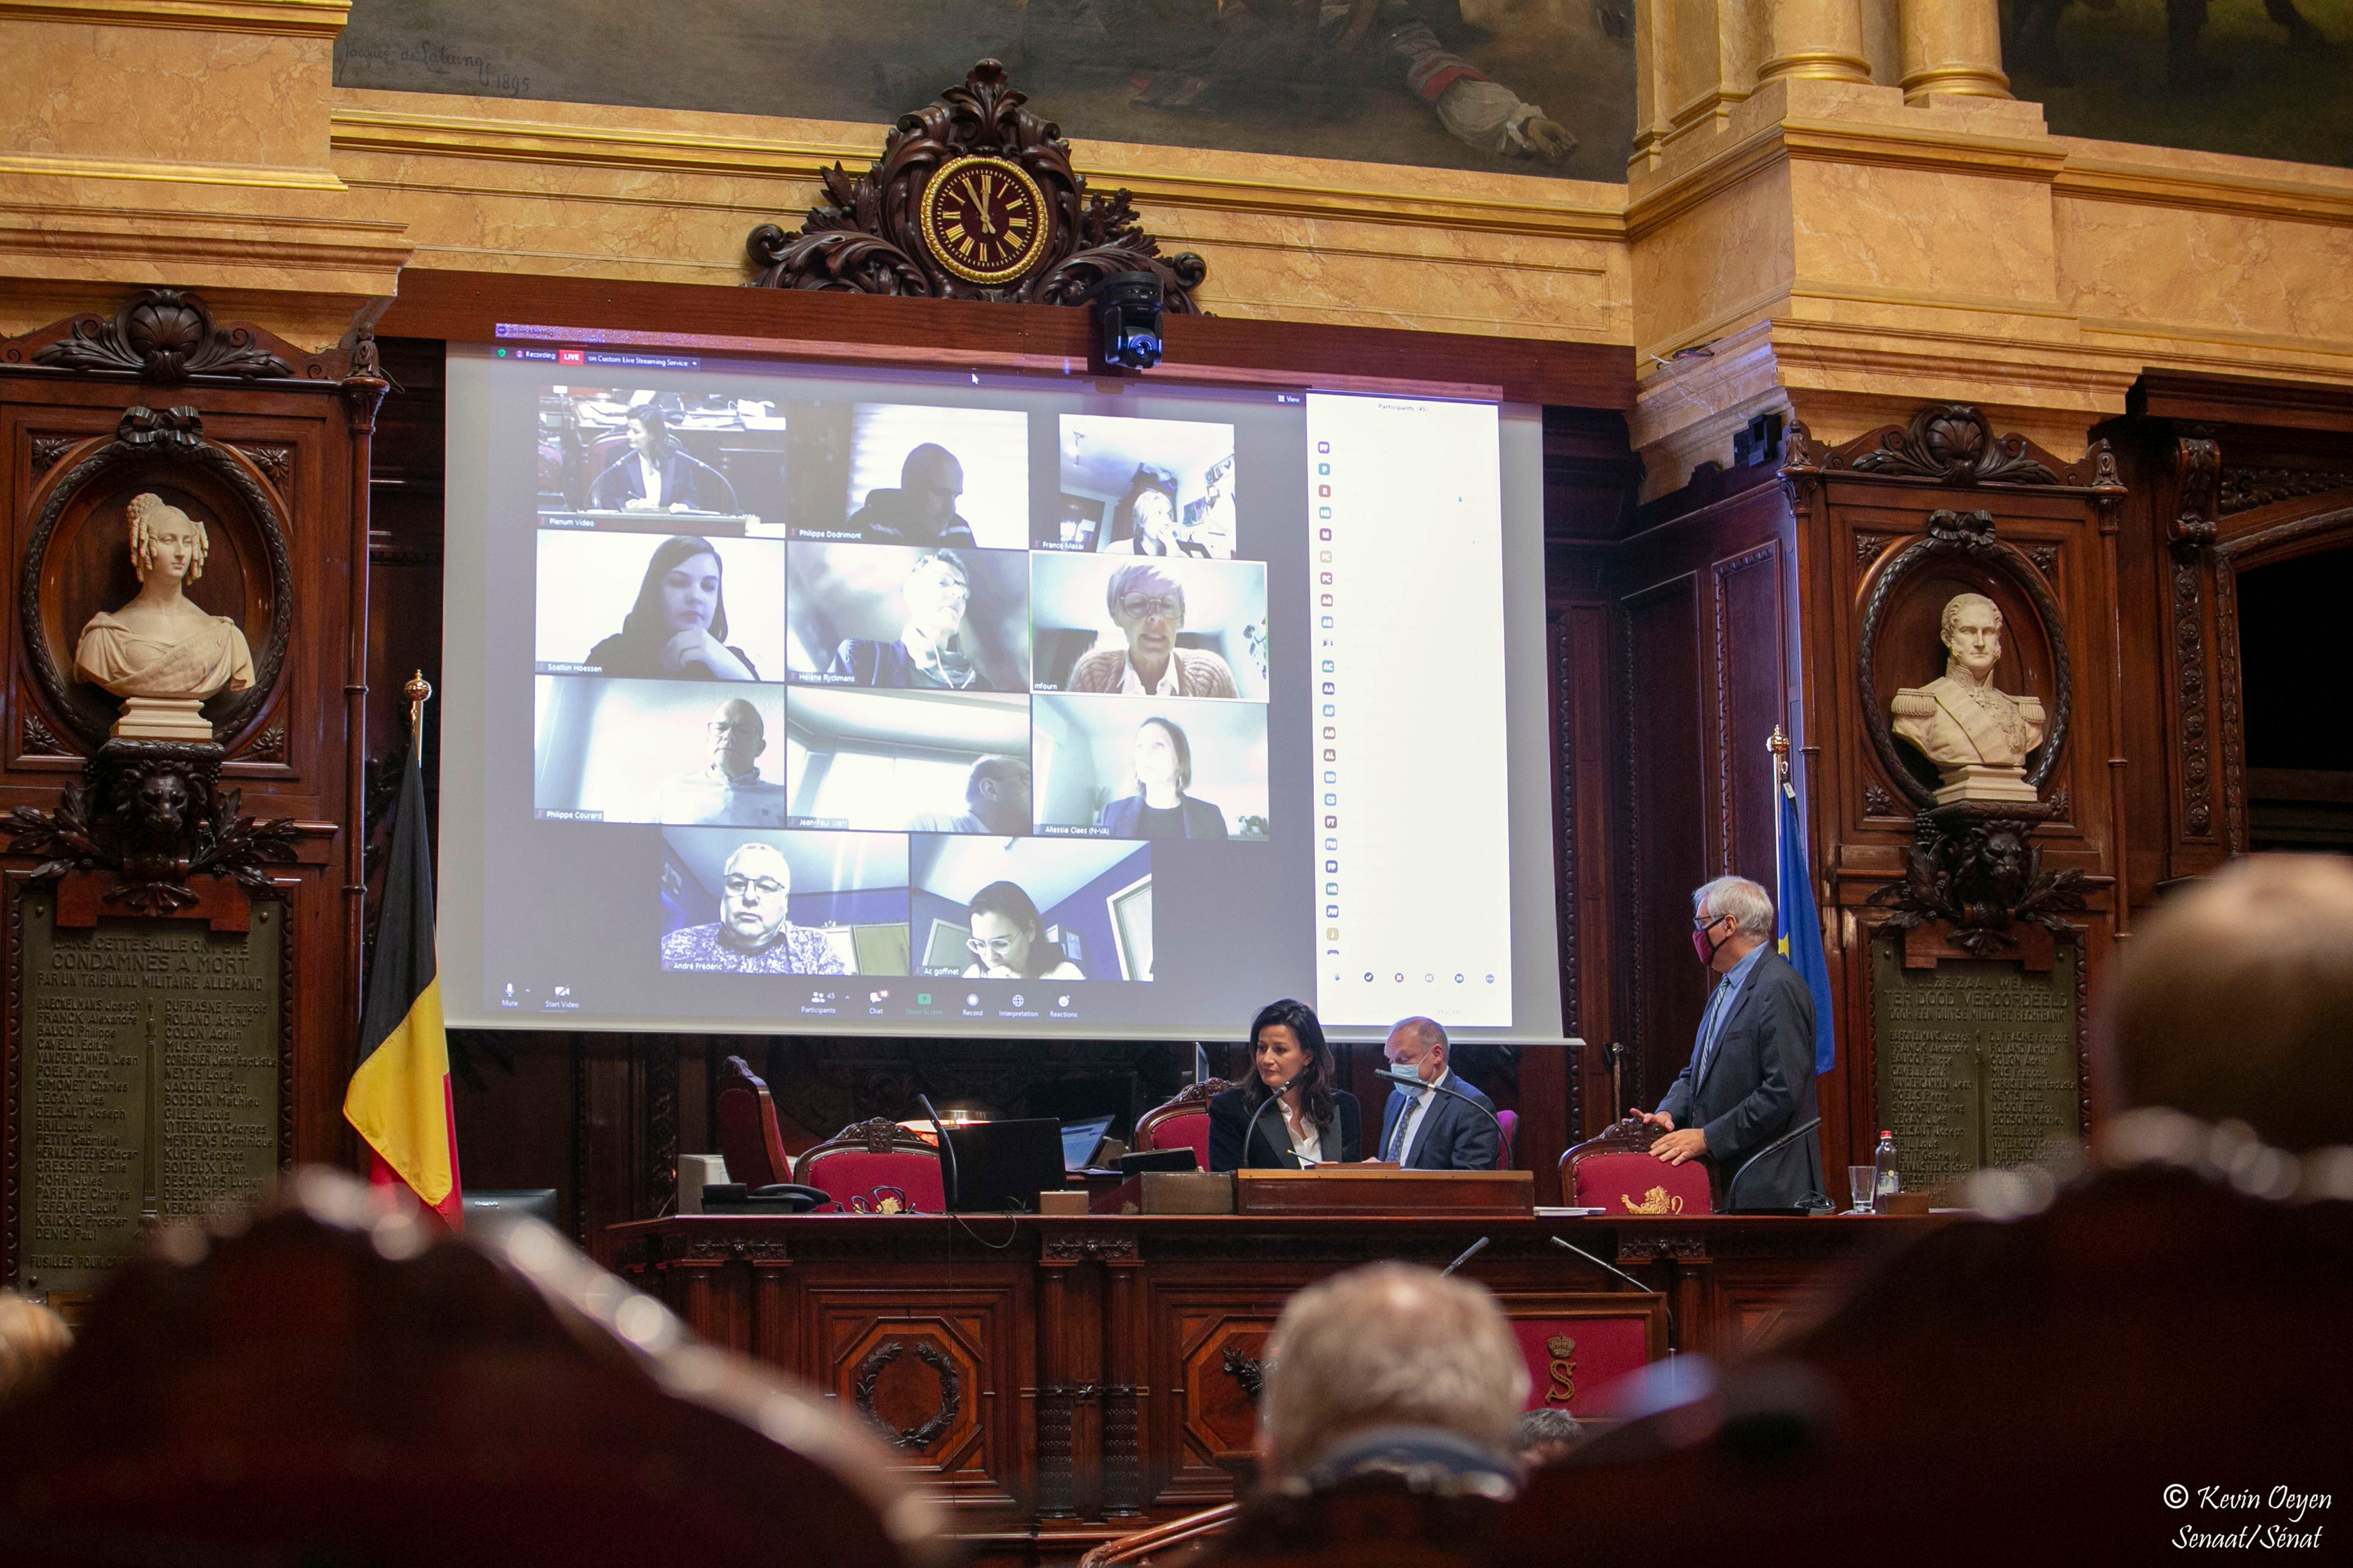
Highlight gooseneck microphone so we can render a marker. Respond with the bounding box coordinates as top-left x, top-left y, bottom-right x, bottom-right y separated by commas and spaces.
1376, 1067, 1510, 1170
1242, 1073, 1299, 1168
1551, 1234, 1677, 1364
